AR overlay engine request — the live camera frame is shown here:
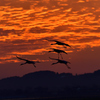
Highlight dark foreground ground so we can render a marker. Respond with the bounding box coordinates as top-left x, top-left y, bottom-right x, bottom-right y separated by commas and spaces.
1, 97, 100, 100
1, 70, 100, 100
